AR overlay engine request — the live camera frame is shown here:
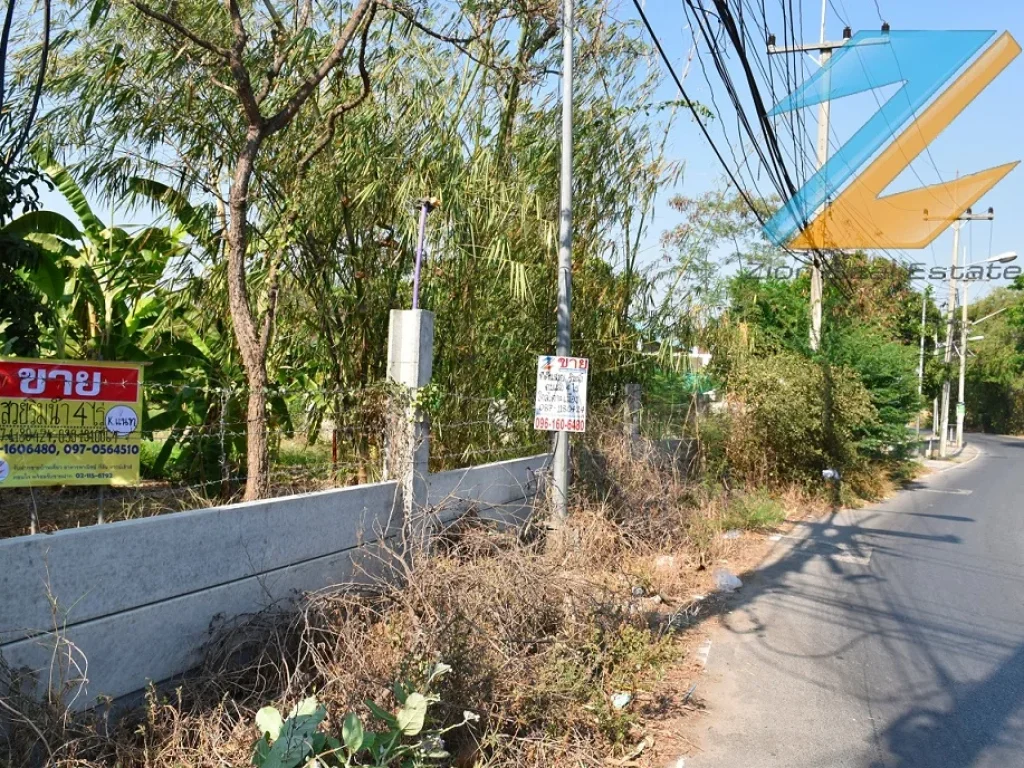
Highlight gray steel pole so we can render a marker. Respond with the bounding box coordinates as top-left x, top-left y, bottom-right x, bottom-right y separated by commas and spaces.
550, 0, 573, 528
956, 279, 969, 448
917, 288, 927, 440
939, 222, 960, 458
